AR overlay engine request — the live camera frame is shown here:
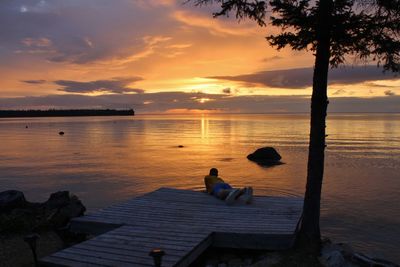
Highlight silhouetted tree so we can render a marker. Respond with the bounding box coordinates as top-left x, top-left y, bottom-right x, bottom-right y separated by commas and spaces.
189, 0, 400, 248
